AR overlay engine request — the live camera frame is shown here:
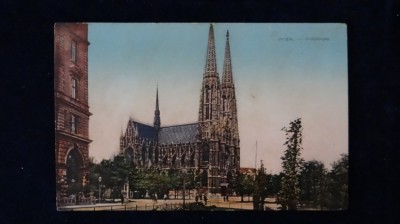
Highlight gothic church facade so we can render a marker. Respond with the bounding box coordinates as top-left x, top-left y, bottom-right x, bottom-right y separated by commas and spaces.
120, 25, 240, 193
